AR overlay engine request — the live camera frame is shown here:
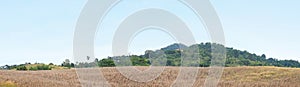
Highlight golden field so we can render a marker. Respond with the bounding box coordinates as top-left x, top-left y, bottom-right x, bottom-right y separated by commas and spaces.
0, 66, 299, 87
